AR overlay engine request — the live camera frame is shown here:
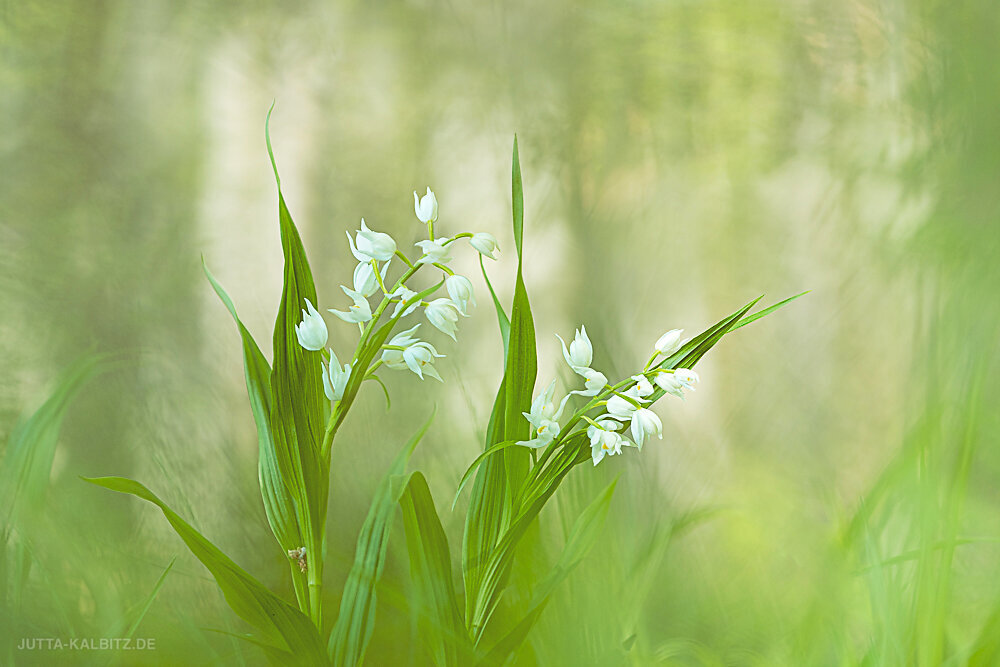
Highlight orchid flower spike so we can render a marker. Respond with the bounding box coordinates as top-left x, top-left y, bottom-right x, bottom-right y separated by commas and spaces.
469, 232, 499, 260
556, 326, 593, 373
348, 218, 396, 262
425, 298, 461, 340
654, 329, 684, 357
413, 187, 439, 224
322, 349, 351, 402
328, 286, 373, 324
415, 238, 453, 266
630, 407, 663, 450
654, 368, 700, 399
294, 298, 328, 351
445, 275, 476, 317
